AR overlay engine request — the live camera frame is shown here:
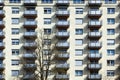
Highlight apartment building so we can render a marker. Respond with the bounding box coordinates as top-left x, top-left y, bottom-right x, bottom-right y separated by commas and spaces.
0, 0, 119, 80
